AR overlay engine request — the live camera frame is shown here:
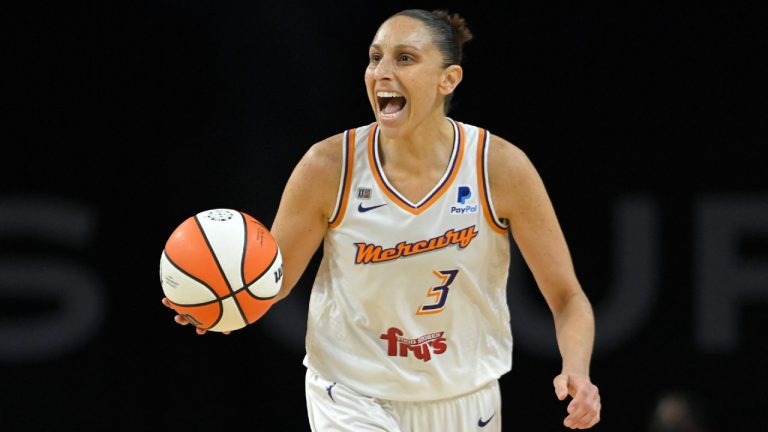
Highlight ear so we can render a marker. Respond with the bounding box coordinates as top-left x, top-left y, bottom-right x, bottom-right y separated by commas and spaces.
439, 65, 463, 96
